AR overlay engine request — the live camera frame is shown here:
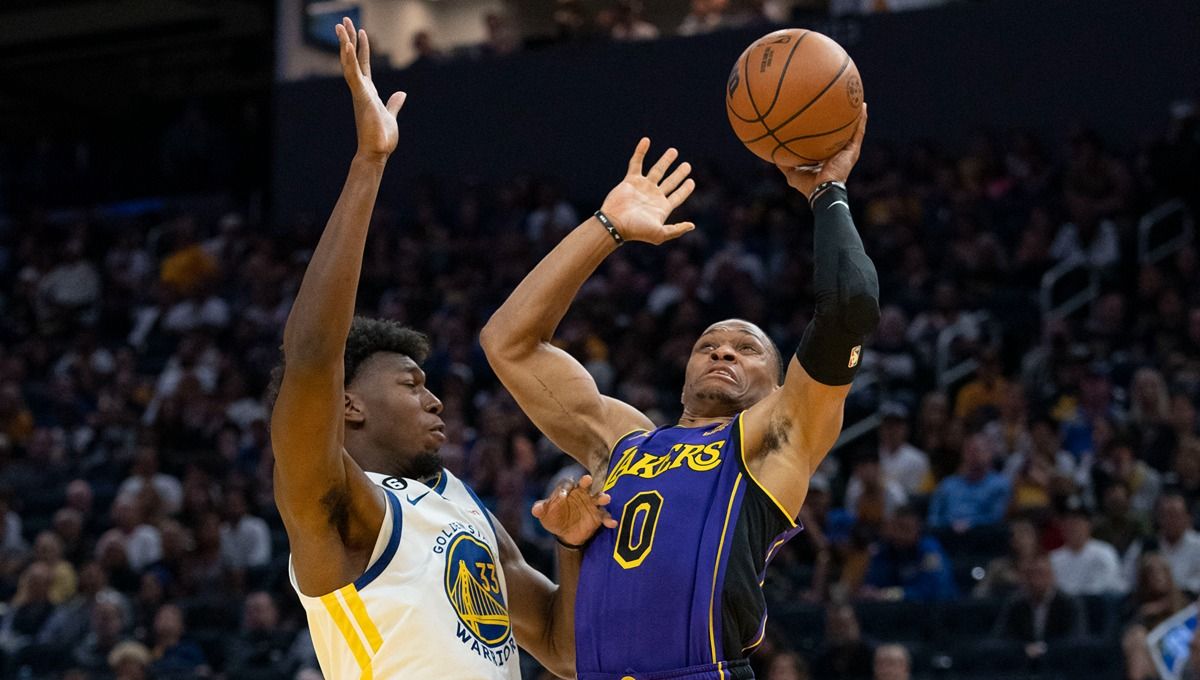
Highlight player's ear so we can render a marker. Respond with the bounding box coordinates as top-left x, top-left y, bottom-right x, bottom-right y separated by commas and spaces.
344, 391, 366, 425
